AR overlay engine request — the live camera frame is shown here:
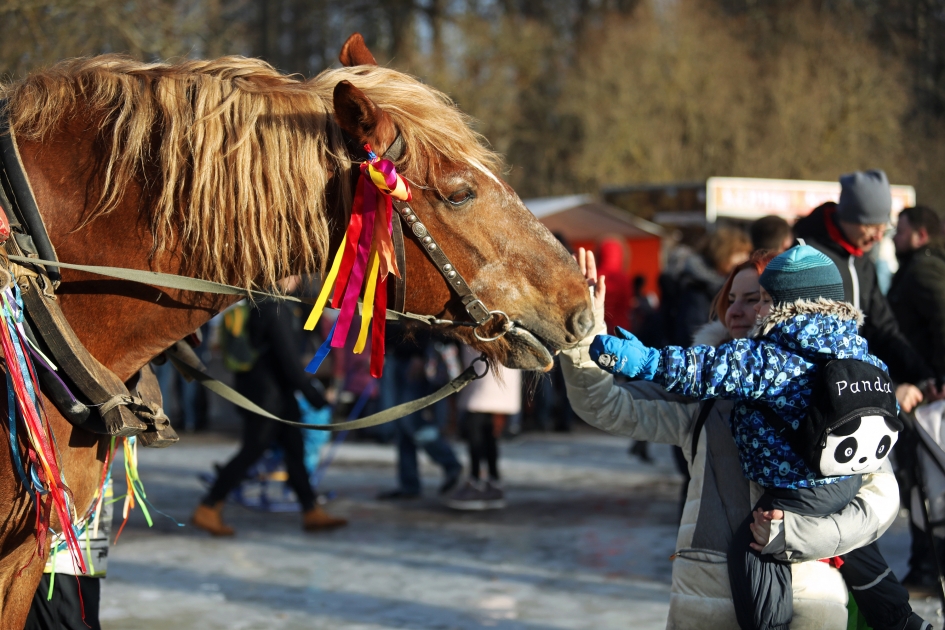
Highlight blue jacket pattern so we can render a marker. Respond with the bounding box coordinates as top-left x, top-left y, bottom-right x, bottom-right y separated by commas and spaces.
654, 309, 887, 489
